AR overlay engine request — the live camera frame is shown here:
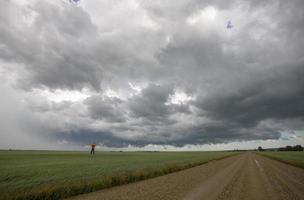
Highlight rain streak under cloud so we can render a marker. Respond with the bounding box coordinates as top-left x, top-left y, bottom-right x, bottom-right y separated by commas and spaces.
0, 0, 304, 150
